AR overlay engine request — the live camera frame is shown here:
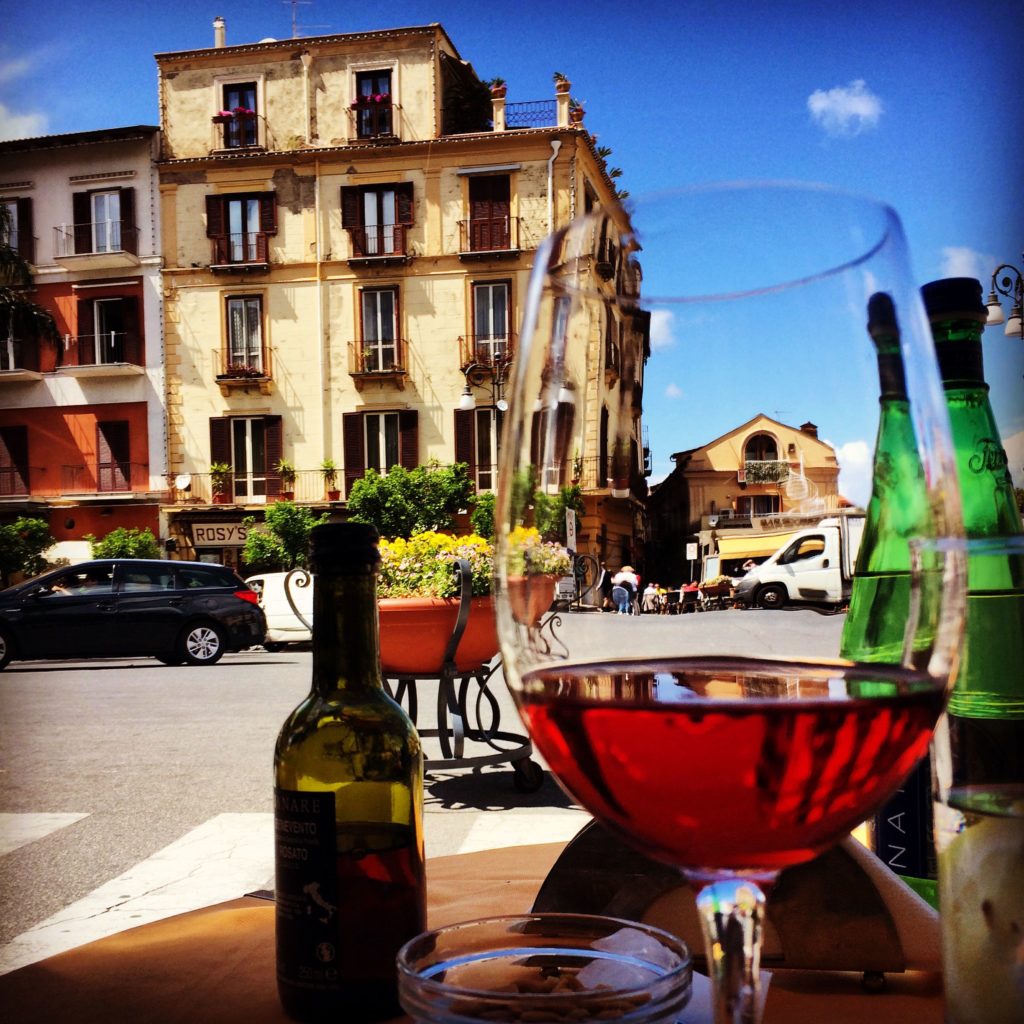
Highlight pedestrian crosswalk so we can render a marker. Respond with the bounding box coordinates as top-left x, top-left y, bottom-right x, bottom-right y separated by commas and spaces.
0, 805, 591, 977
